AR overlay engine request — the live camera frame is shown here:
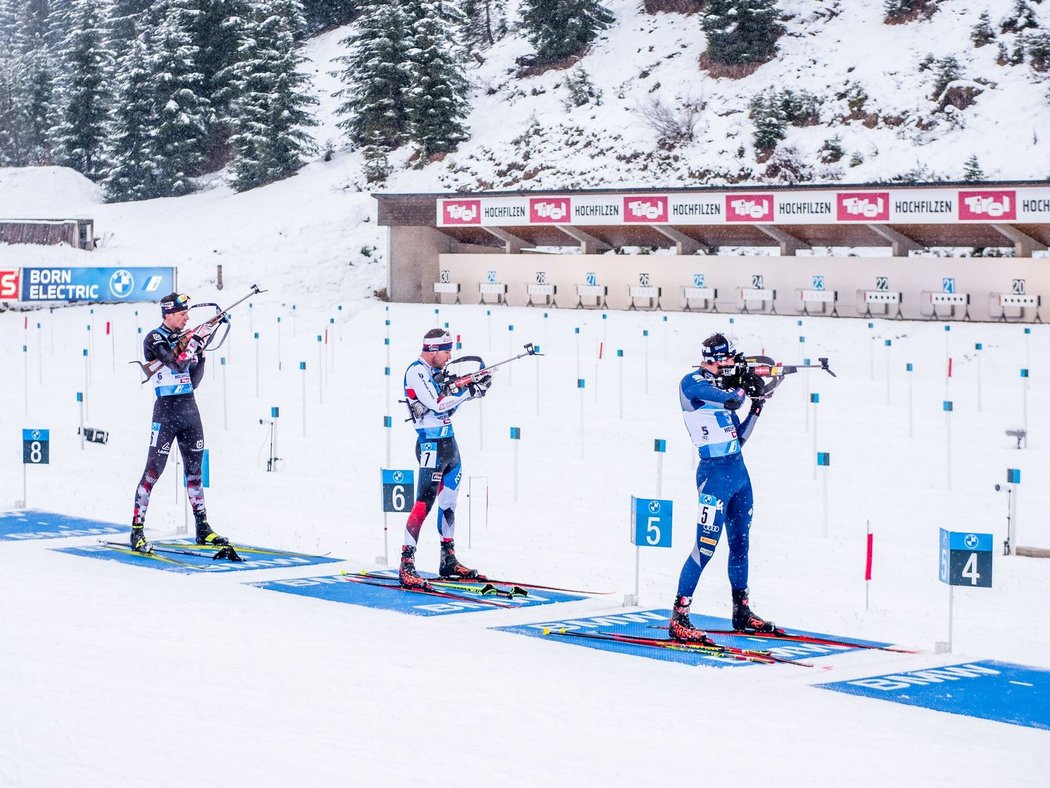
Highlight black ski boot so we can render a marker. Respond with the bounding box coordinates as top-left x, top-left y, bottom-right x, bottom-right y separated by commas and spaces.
194, 510, 229, 546
399, 545, 432, 590
732, 587, 781, 634
439, 539, 484, 580
669, 595, 714, 645
130, 516, 152, 554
